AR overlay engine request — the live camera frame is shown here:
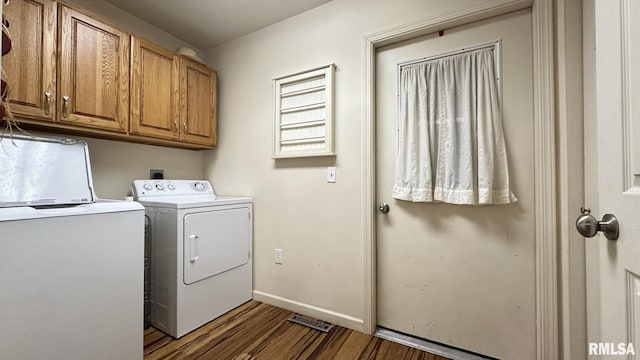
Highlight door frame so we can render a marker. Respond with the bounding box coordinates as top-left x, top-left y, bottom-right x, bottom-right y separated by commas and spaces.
361, 0, 558, 358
